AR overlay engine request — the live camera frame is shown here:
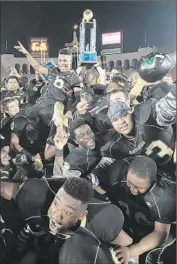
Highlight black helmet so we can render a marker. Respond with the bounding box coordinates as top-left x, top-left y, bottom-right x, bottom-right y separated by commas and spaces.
137, 52, 171, 83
